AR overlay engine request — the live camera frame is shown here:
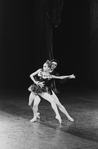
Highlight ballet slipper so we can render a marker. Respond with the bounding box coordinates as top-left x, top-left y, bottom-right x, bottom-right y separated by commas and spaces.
30, 117, 37, 122
55, 116, 62, 124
